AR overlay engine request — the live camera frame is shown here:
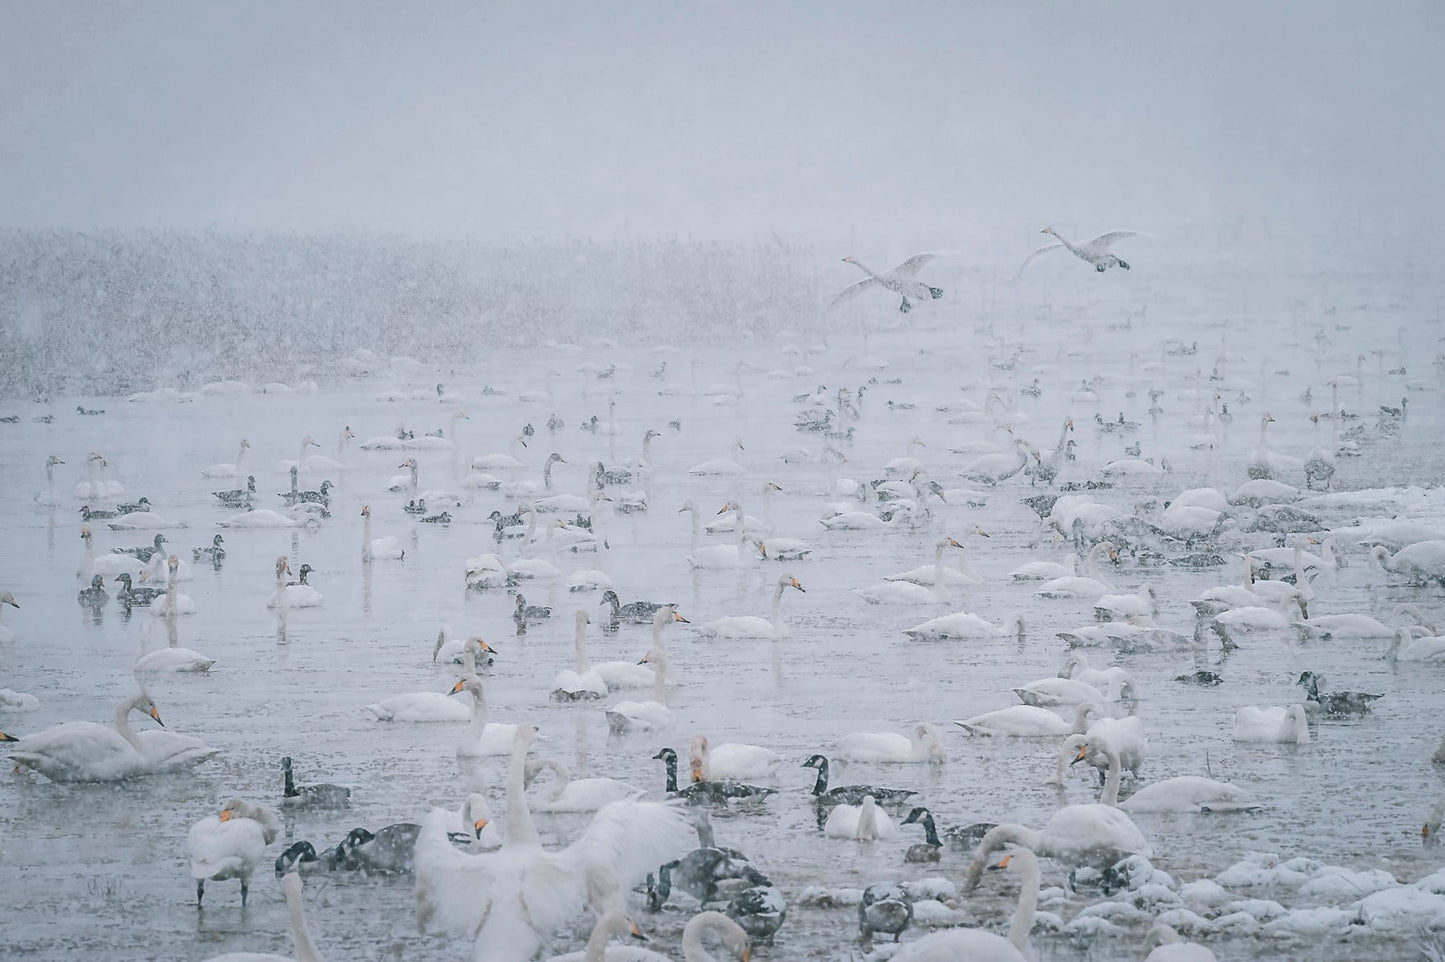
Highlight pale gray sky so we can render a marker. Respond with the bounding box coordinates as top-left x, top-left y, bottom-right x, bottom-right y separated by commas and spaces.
2, 1, 1441, 253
